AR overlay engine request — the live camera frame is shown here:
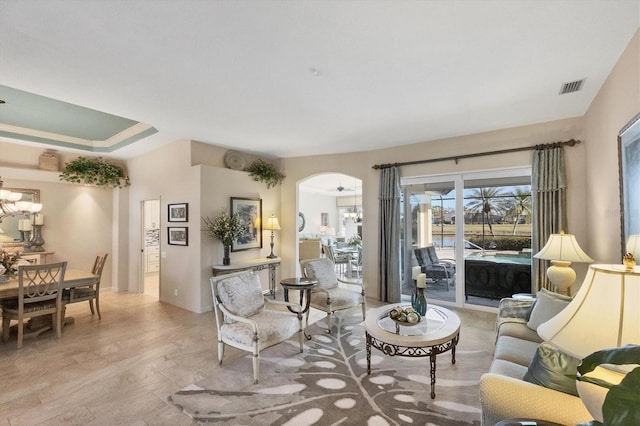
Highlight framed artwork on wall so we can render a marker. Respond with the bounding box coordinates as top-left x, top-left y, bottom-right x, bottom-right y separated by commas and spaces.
168, 226, 188, 246
168, 203, 188, 222
619, 112, 640, 254
230, 197, 262, 251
